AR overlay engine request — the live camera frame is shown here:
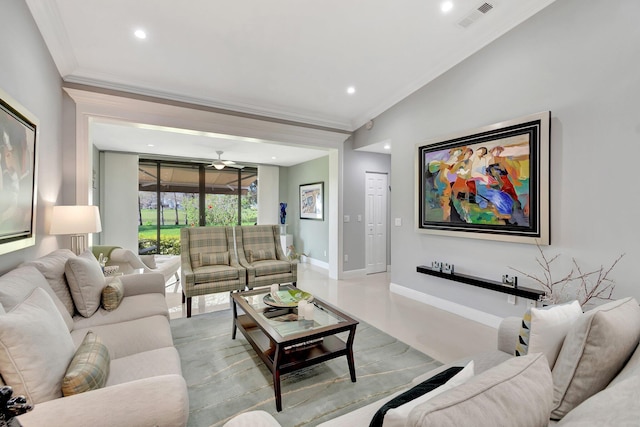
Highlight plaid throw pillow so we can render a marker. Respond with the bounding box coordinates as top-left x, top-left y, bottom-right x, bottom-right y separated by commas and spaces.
101, 277, 124, 311
62, 331, 110, 397
247, 249, 275, 263
198, 251, 230, 266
